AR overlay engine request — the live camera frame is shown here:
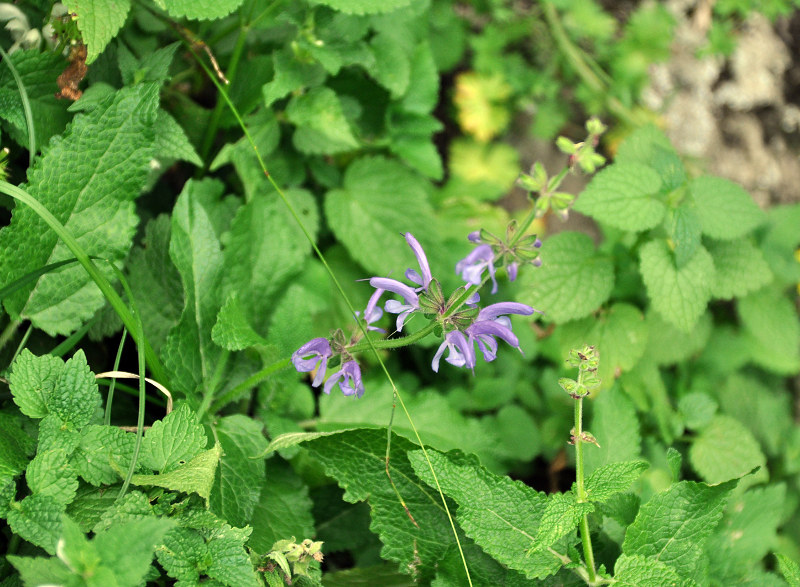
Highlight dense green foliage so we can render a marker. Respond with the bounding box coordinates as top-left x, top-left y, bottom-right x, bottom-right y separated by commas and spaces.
0, 1, 799, 585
